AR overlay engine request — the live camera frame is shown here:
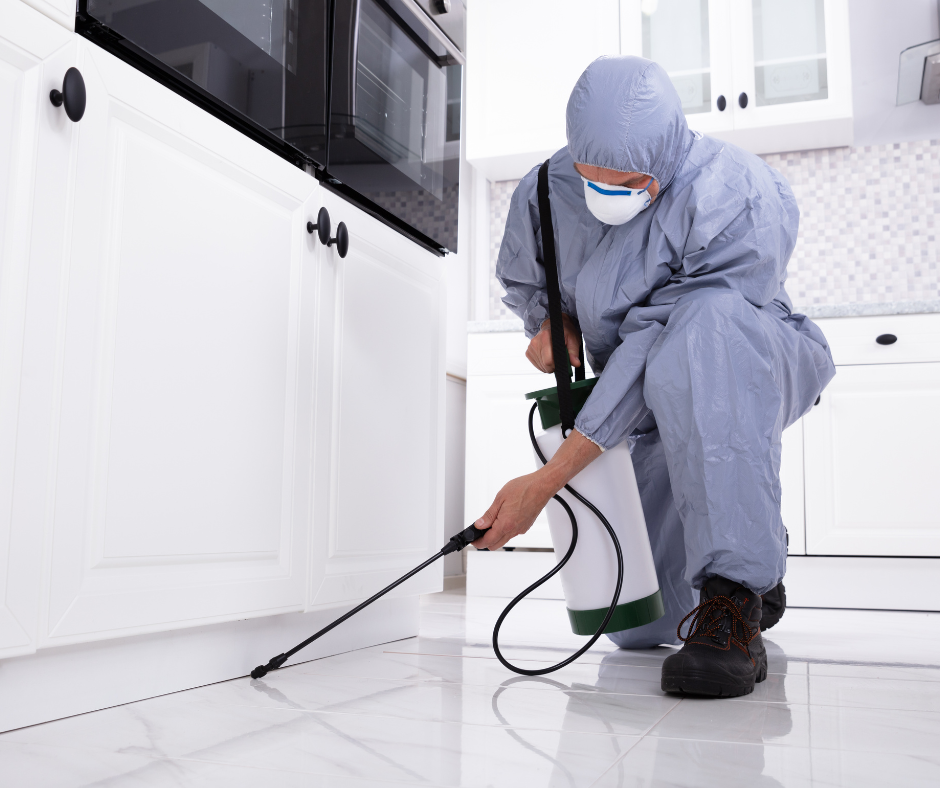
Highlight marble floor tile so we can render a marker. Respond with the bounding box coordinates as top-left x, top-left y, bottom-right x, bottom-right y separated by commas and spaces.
646, 696, 940, 755
3, 589, 939, 788
591, 737, 940, 788
2, 709, 641, 787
